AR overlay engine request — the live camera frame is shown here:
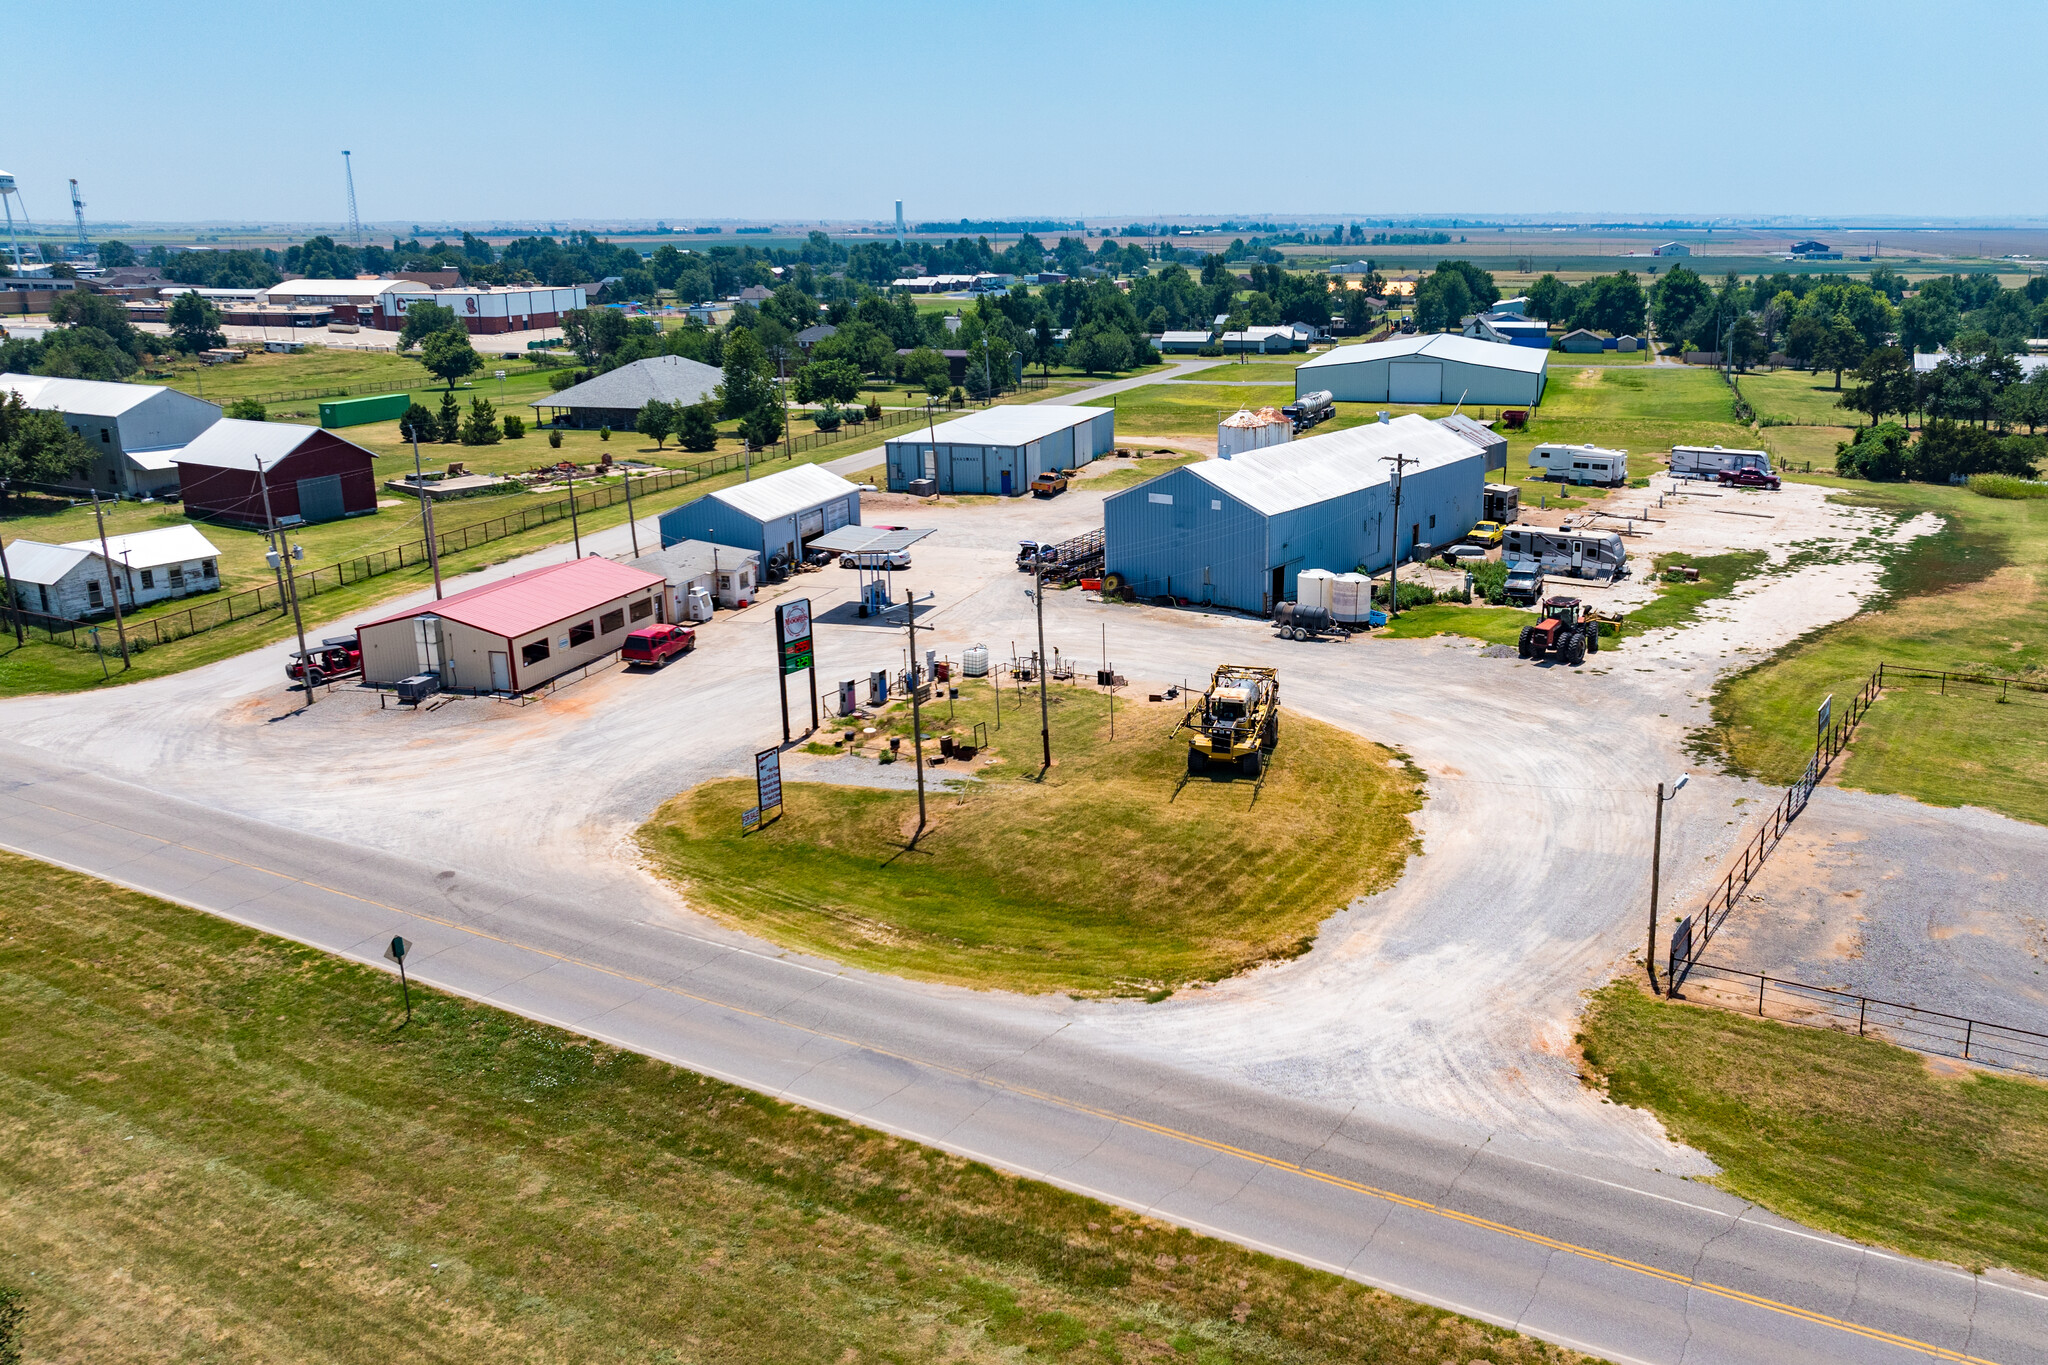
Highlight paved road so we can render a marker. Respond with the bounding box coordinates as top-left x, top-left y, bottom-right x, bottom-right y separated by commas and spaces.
0, 482, 2037, 1362
1036, 356, 1217, 405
